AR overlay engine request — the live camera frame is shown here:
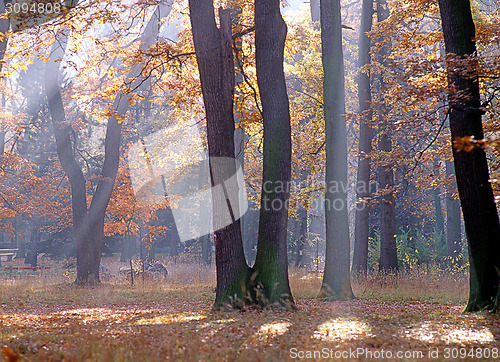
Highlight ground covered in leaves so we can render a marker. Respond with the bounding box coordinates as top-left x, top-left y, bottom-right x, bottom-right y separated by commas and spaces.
1, 263, 499, 361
